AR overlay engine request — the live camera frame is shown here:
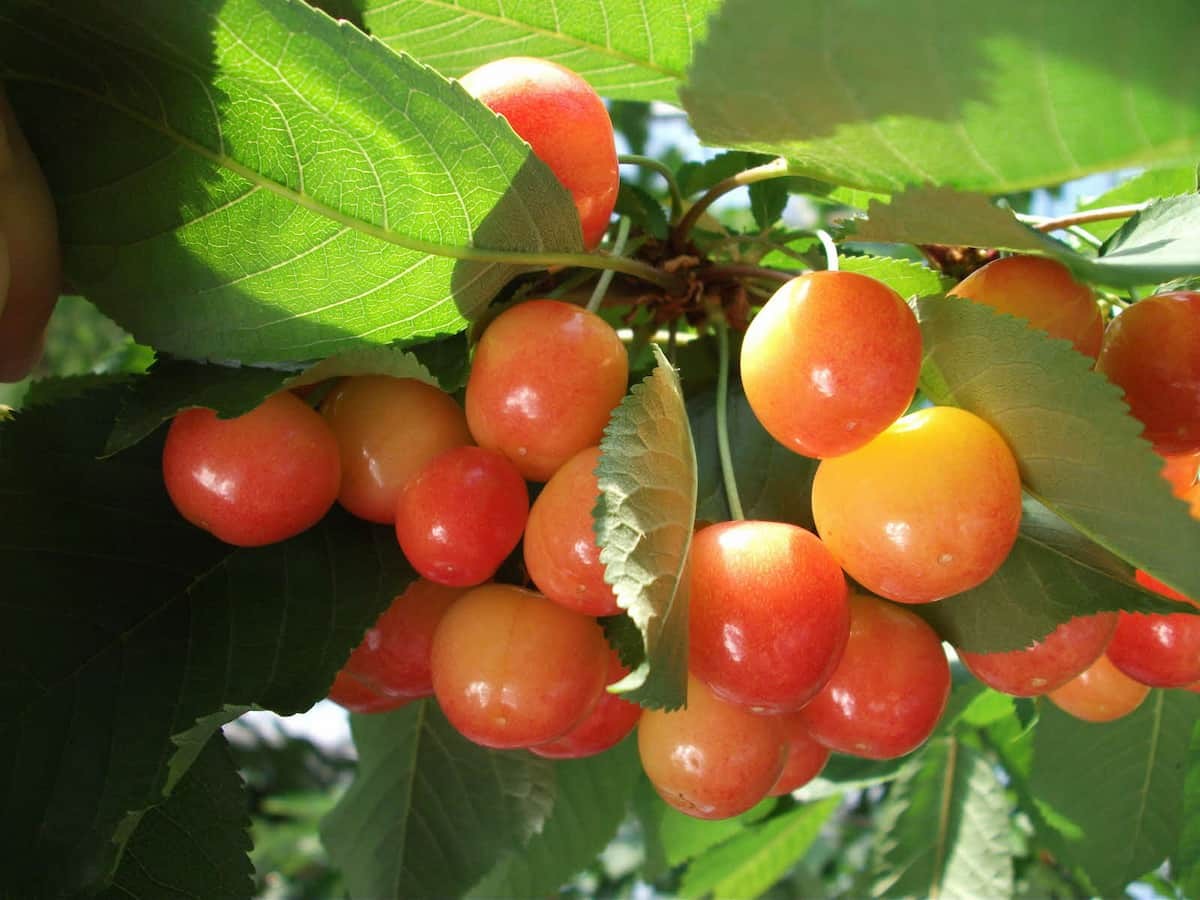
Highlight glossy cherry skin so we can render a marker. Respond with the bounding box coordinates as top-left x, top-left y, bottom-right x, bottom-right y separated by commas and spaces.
337, 579, 465, 701
162, 392, 341, 547
798, 594, 950, 760
465, 300, 628, 482
1047, 653, 1149, 722
523, 445, 620, 616
741, 270, 922, 459
688, 520, 849, 713
958, 612, 1118, 697
638, 675, 787, 820
431, 584, 609, 749
811, 406, 1023, 604
768, 714, 831, 797
1105, 570, 1200, 688
460, 57, 618, 249
530, 648, 642, 759
320, 376, 472, 523
1096, 292, 1200, 454
395, 446, 529, 587
328, 670, 410, 714
948, 255, 1102, 358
